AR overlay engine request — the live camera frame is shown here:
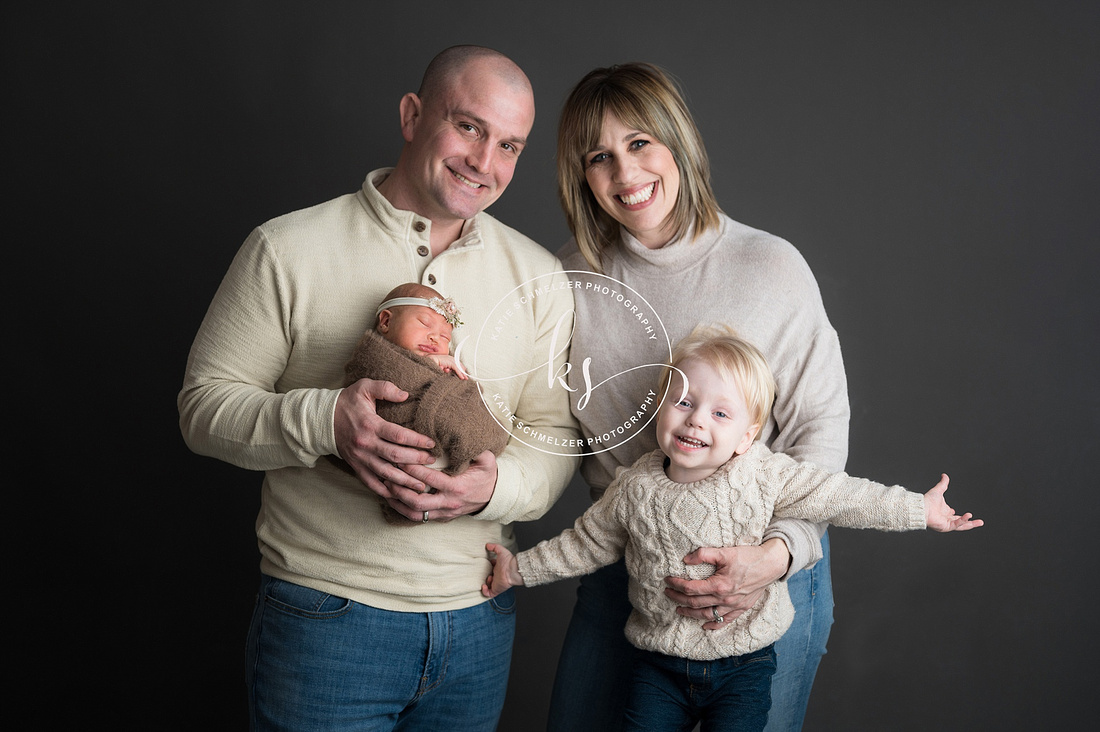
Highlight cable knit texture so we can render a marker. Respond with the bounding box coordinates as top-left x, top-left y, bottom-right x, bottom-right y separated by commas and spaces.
517, 444, 925, 660
558, 214, 849, 576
